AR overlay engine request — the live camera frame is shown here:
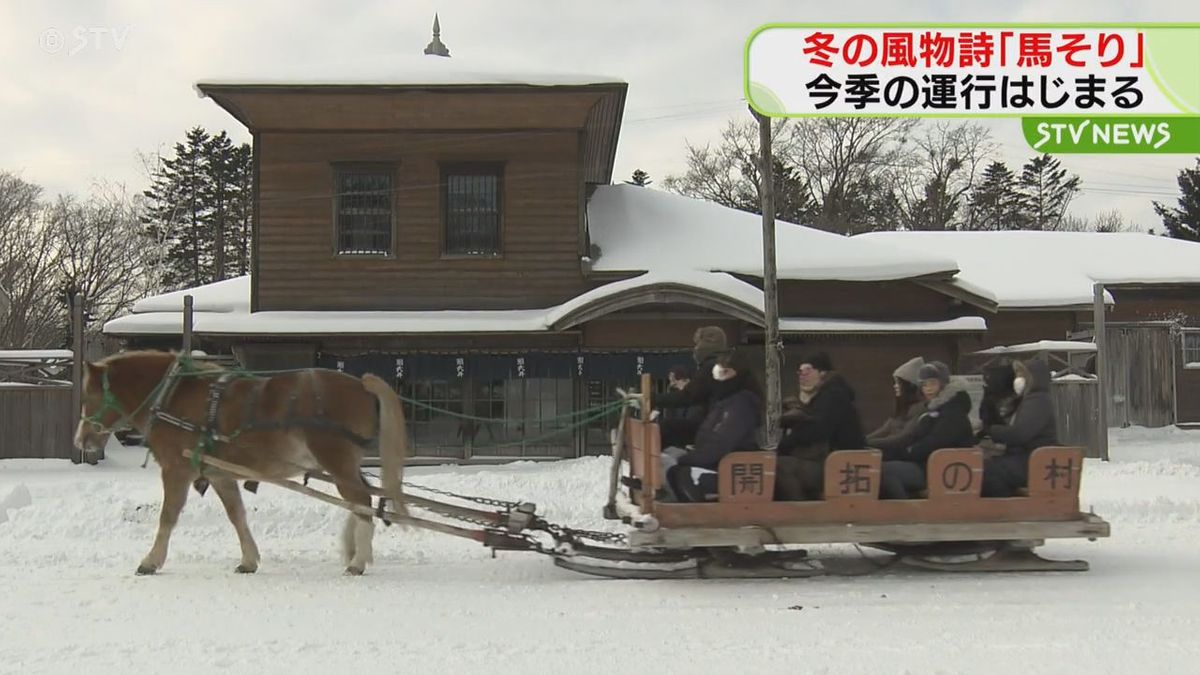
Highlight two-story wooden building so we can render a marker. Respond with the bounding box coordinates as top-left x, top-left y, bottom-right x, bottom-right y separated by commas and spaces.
107, 56, 1002, 461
